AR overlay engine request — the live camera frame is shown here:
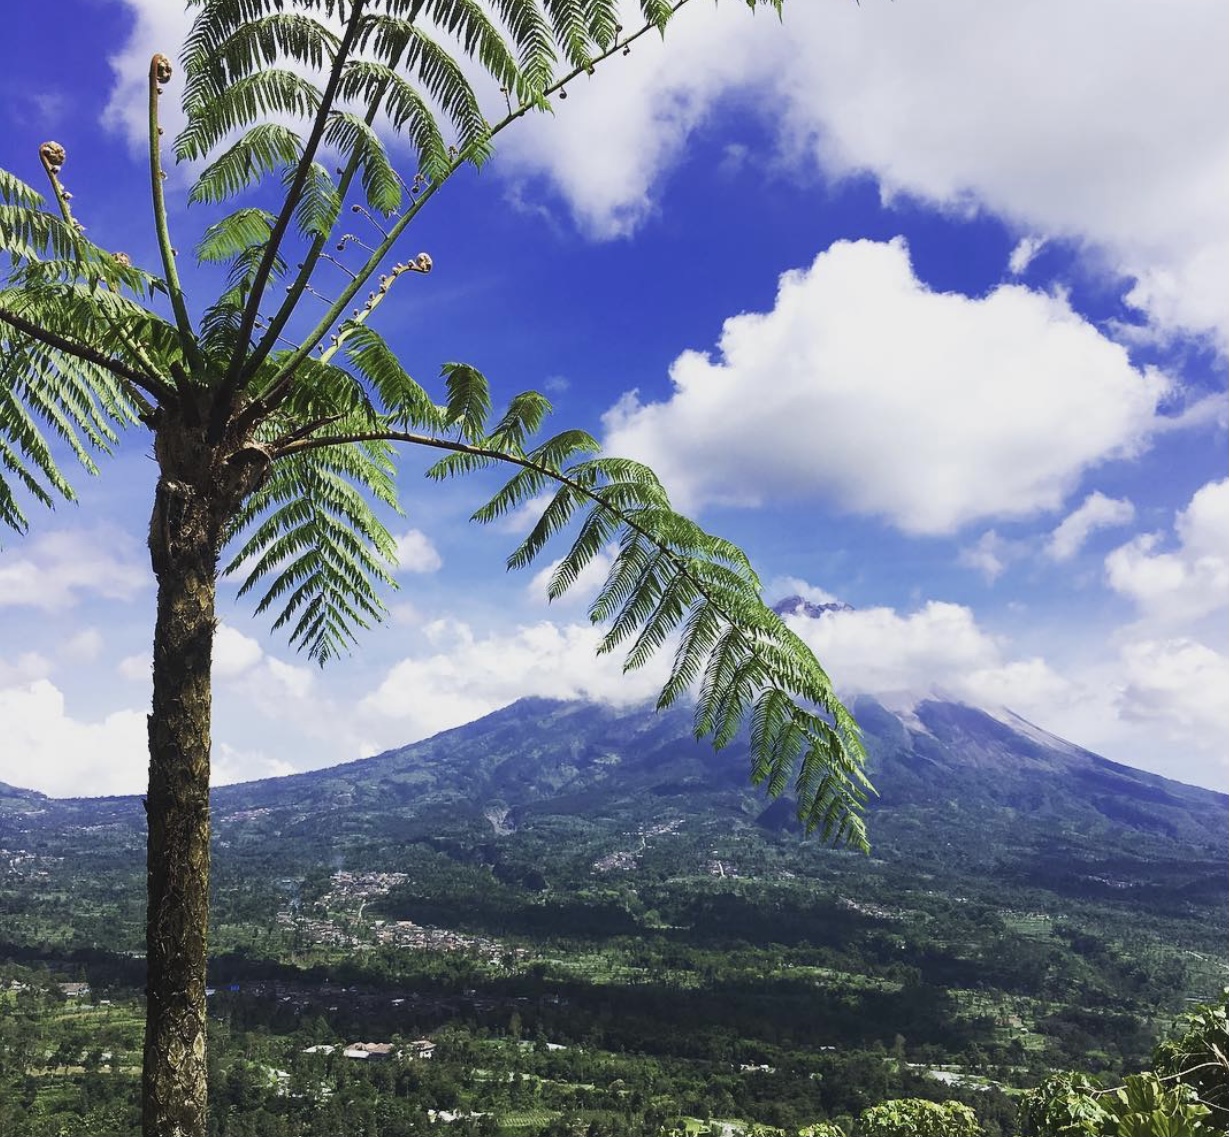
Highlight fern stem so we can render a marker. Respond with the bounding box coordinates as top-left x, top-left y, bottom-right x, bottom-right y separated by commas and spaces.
37, 142, 166, 407
242, 79, 392, 383
212, 0, 377, 442
257, 0, 697, 417
147, 54, 203, 381
0, 305, 169, 407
